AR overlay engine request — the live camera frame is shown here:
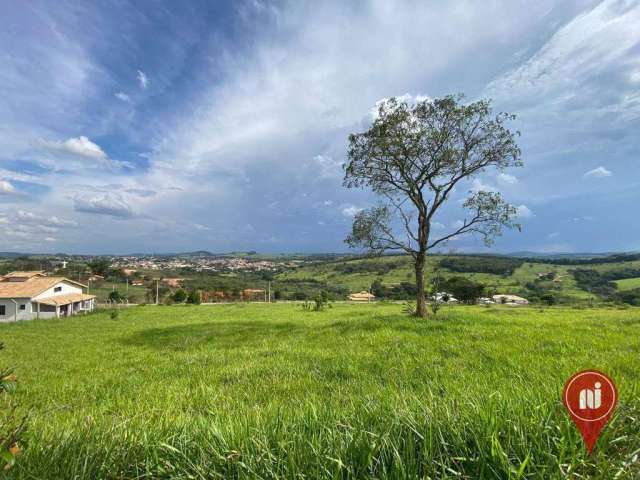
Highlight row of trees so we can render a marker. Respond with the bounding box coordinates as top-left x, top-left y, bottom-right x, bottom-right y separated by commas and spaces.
371, 276, 486, 304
